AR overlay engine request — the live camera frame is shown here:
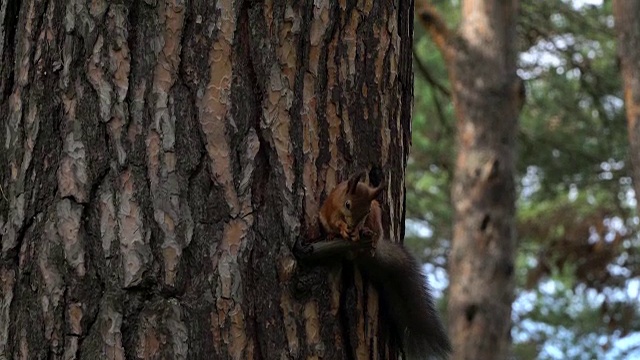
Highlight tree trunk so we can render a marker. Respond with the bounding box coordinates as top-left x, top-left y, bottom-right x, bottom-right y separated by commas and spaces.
419, 1, 521, 359
0, 1, 414, 359
613, 1, 640, 216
